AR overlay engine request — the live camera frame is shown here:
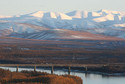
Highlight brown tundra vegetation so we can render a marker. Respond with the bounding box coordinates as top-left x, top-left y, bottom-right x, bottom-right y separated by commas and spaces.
0, 69, 82, 84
